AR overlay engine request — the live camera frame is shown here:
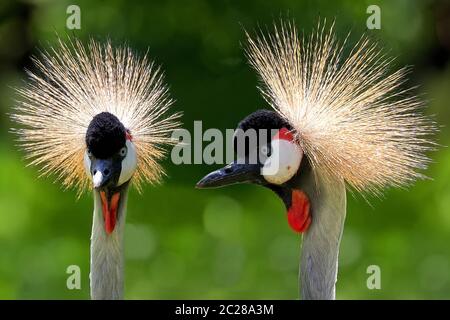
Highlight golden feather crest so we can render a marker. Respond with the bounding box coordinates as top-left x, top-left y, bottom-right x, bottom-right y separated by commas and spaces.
246, 21, 437, 195
11, 38, 181, 194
